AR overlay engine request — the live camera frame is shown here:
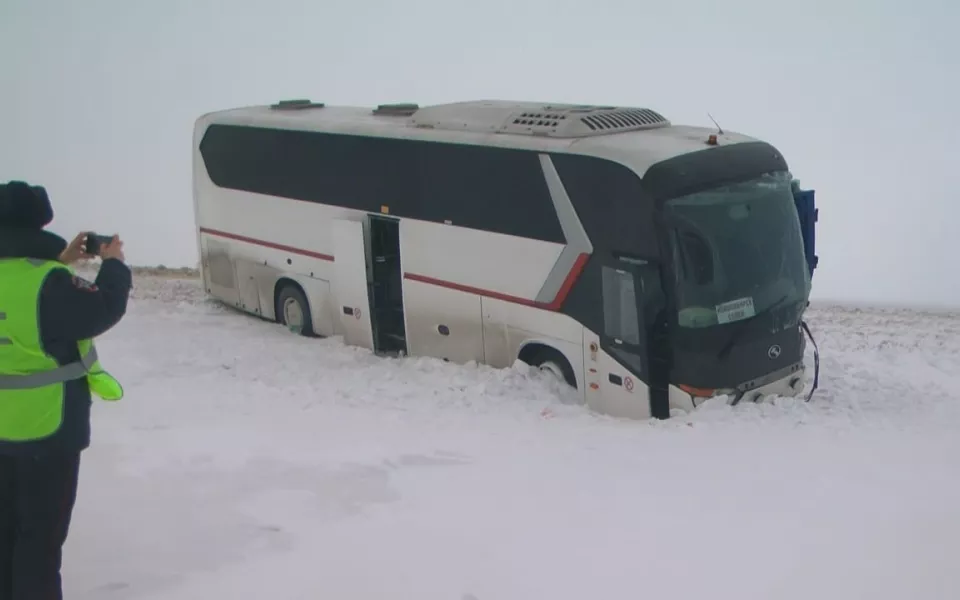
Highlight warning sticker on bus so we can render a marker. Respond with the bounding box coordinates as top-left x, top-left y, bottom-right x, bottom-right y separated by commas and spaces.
715, 296, 756, 325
